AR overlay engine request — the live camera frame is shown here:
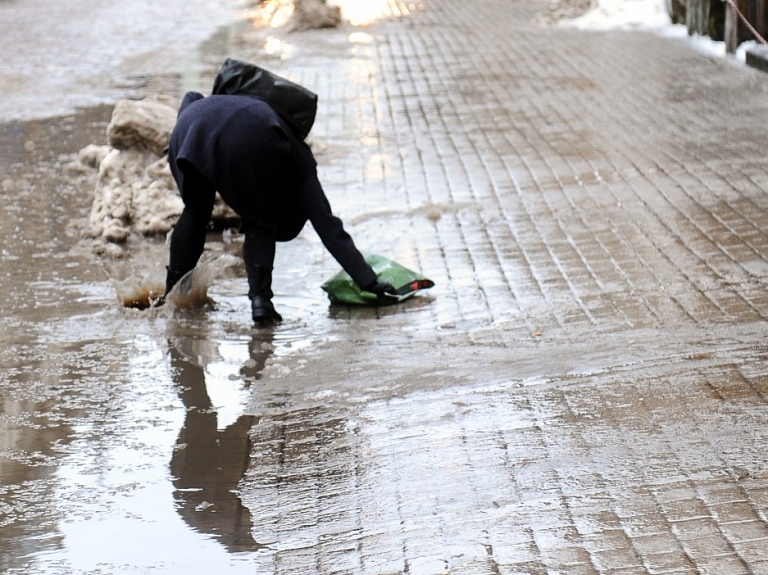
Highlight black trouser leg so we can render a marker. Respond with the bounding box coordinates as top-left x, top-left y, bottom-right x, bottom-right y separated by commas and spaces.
245, 266, 282, 324
166, 162, 216, 294
243, 230, 281, 324
166, 207, 210, 293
